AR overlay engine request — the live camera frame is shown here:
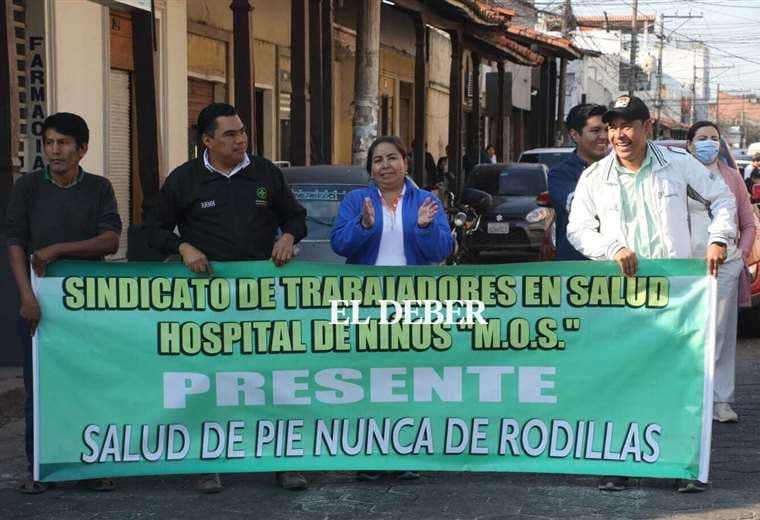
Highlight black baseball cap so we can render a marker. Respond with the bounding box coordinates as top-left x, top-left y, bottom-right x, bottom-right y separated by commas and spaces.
603, 95, 651, 123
